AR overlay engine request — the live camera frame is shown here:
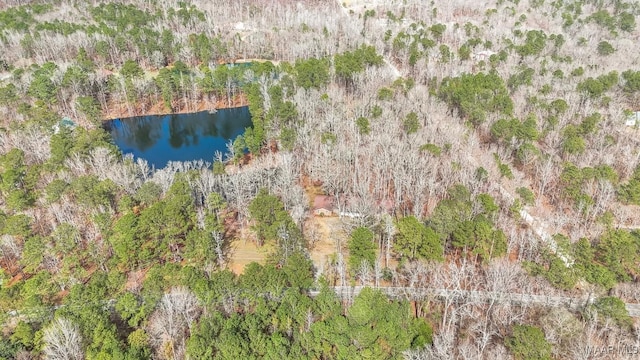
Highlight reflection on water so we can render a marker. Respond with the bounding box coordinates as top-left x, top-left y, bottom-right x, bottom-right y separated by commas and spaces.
105, 107, 252, 169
